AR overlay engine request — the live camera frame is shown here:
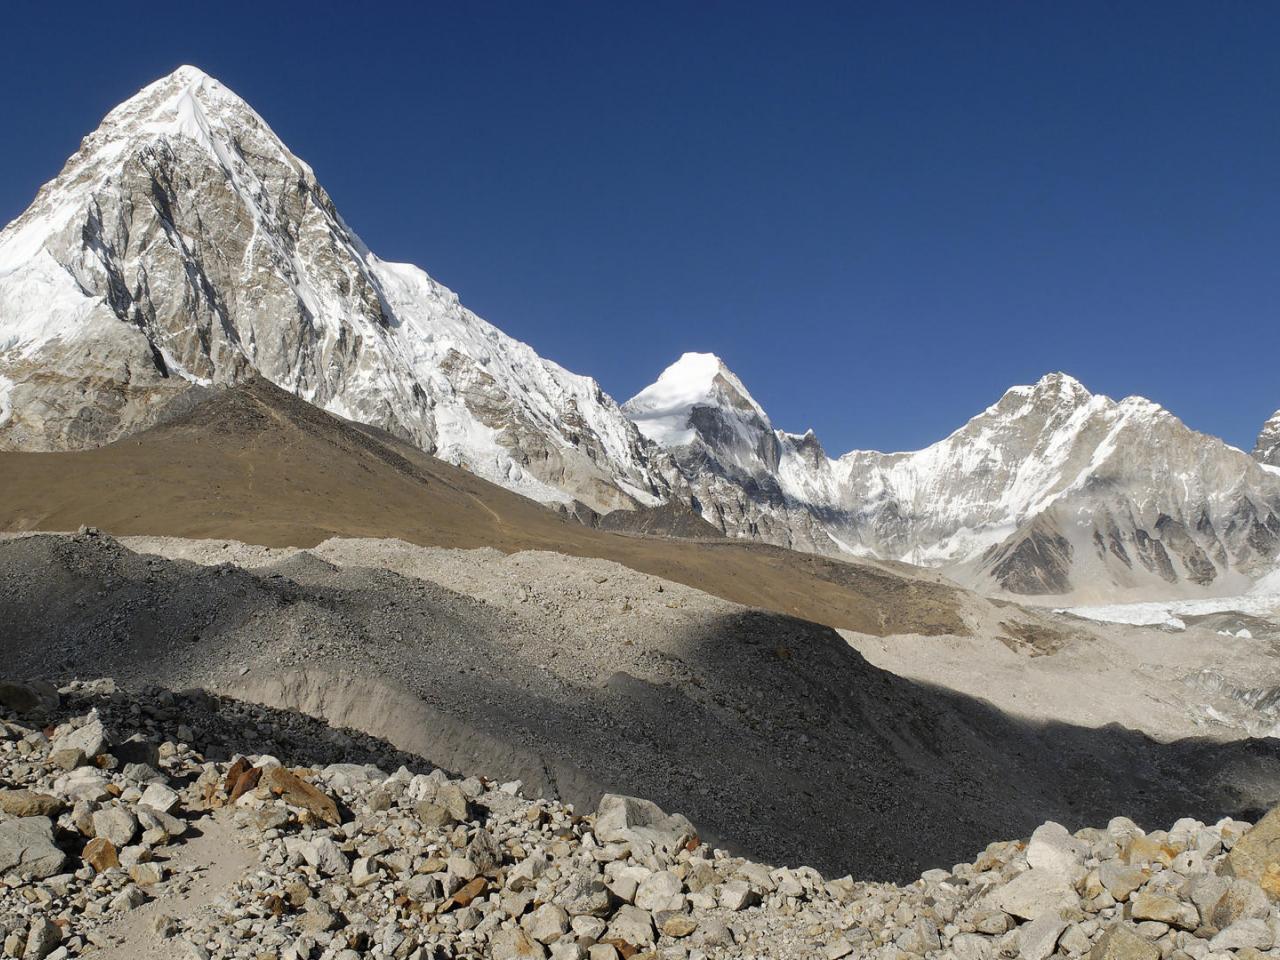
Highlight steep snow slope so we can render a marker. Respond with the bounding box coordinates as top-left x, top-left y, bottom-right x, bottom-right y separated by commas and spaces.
0, 66, 670, 511
626, 360, 1280, 598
